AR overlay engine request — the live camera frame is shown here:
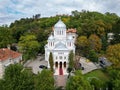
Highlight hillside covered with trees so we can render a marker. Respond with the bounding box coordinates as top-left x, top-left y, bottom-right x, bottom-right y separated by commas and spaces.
0, 10, 120, 90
